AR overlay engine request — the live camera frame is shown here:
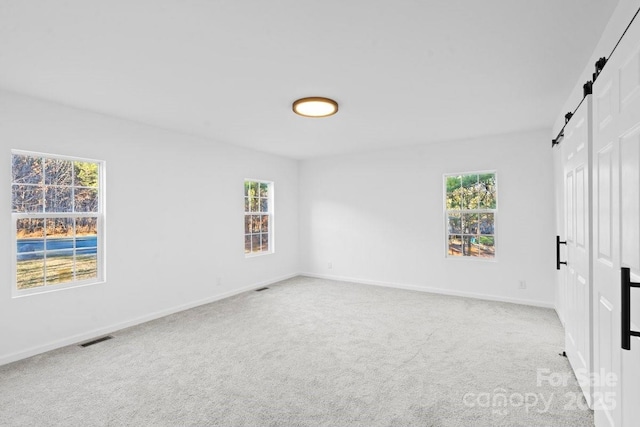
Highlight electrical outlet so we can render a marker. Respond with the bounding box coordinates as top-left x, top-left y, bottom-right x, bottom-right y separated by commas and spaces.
328, 261, 333, 269
216, 277, 222, 286
519, 280, 527, 289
